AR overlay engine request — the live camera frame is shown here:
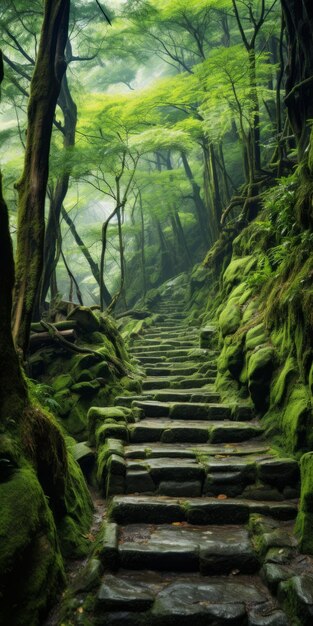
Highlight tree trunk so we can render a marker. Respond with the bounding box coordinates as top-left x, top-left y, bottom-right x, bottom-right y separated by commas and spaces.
281, 0, 313, 228
0, 172, 27, 423
281, 0, 313, 159
61, 205, 112, 307
12, 0, 71, 356
181, 151, 210, 246
37, 71, 77, 315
